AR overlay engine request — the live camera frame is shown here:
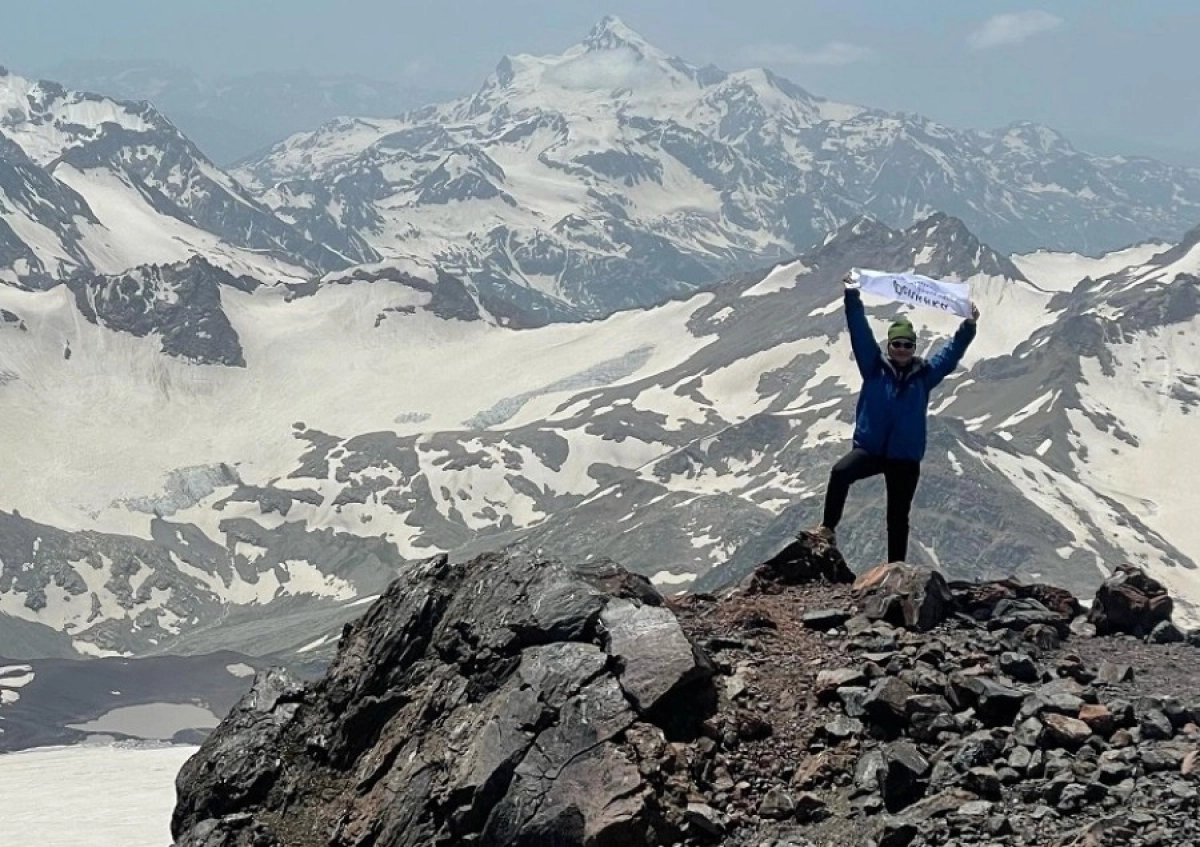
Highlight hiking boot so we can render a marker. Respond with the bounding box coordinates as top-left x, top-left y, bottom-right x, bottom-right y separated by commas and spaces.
805, 525, 837, 546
